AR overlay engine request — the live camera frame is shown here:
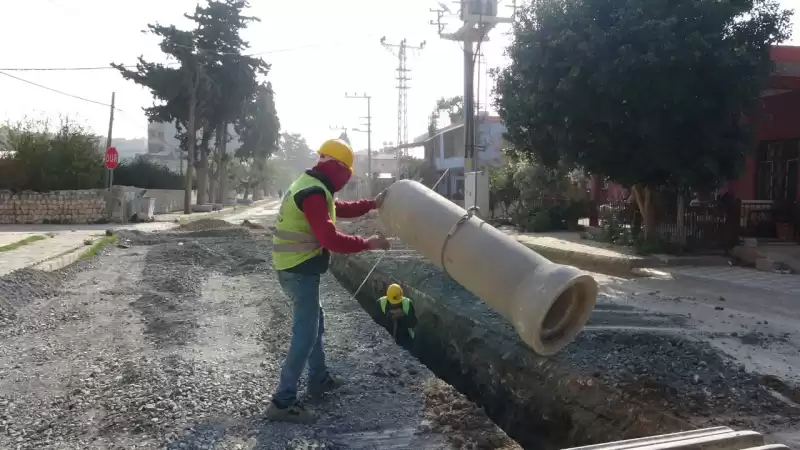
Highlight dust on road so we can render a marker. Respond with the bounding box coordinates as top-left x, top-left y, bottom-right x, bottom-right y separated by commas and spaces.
0, 221, 516, 450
